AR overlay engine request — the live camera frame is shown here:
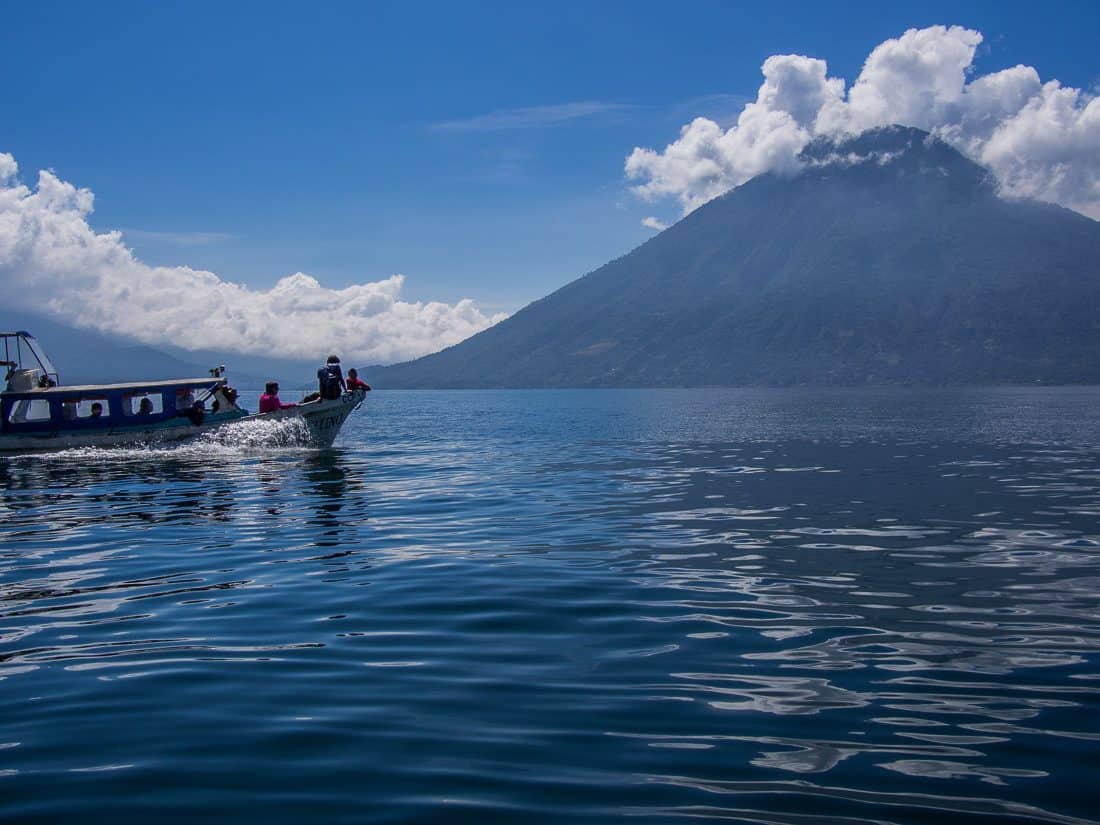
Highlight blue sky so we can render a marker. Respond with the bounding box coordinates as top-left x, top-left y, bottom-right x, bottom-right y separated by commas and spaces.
1, 1, 1097, 361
